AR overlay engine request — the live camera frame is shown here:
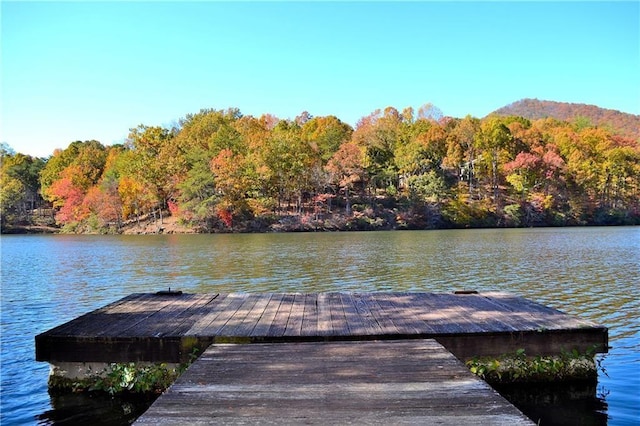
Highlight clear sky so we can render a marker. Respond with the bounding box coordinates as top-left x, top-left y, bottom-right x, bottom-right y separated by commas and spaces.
2, 1, 639, 158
